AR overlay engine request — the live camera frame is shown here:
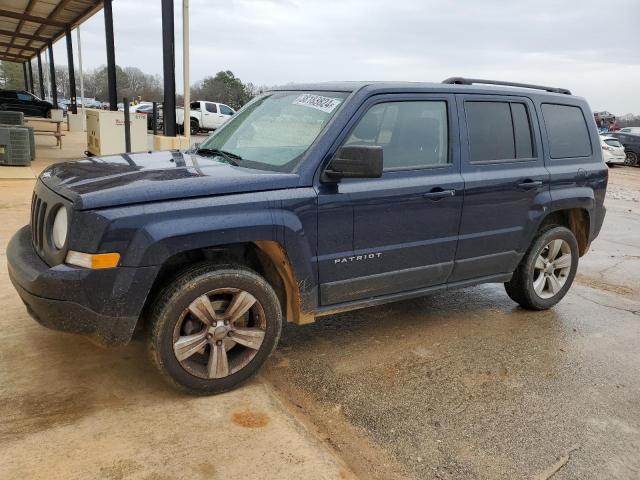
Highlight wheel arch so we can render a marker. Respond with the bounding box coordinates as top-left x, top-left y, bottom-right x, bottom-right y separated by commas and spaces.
538, 207, 590, 256
140, 241, 314, 331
